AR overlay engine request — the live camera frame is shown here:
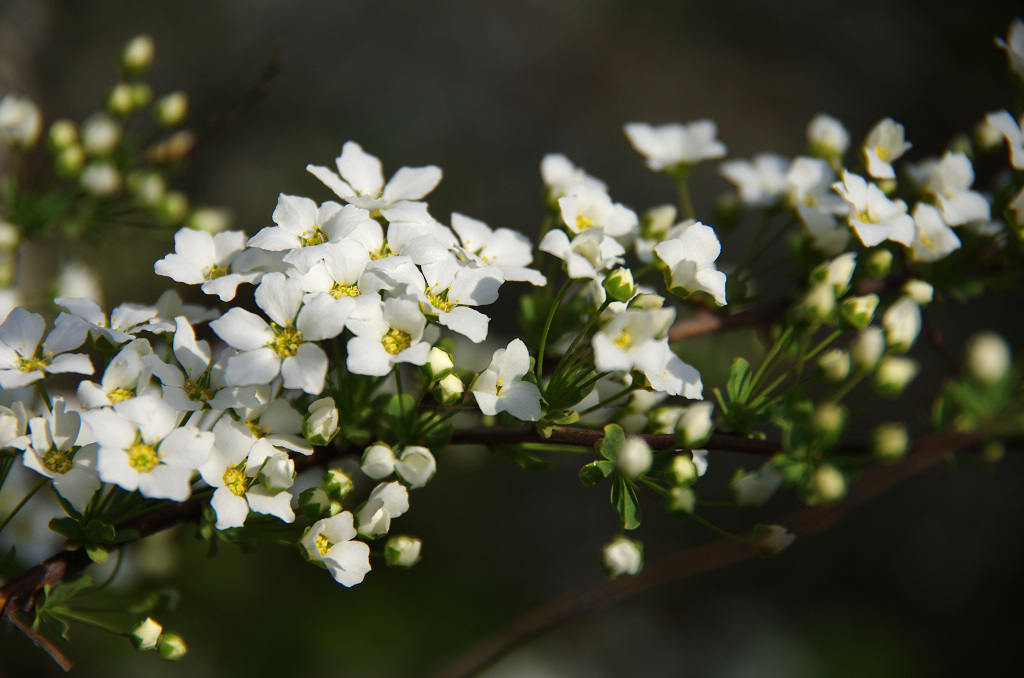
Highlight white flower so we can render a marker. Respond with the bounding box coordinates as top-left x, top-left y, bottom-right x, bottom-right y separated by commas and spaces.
451, 213, 546, 286
89, 396, 213, 501
557, 183, 638, 238
623, 120, 726, 170
361, 442, 397, 480
16, 397, 99, 512
356, 481, 410, 539
301, 512, 371, 587
394, 446, 436, 489
307, 141, 442, 213
232, 383, 314, 456
908, 203, 961, 263
832, 171, 914, 247
985, 110, 1024, 170
0, 308, 92, 389
806, 113, 850, 157
654, 222, 727, 306
0, 93, 42, 149
417, 253, 503, 343
345, 295, 431, 377
540, 153, 607, 198
719, 154, 790, 207
602, 537, 643, 578
538, 227, 625, 281
77, 339, 157, 408
211, 273, 344, 394
155, 228, 265, 302
996, 17, 1024, 82
923, 152, 990, 226
54, 297, 157, 346
863, 118, 911, 179
470, 338, 542, 421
